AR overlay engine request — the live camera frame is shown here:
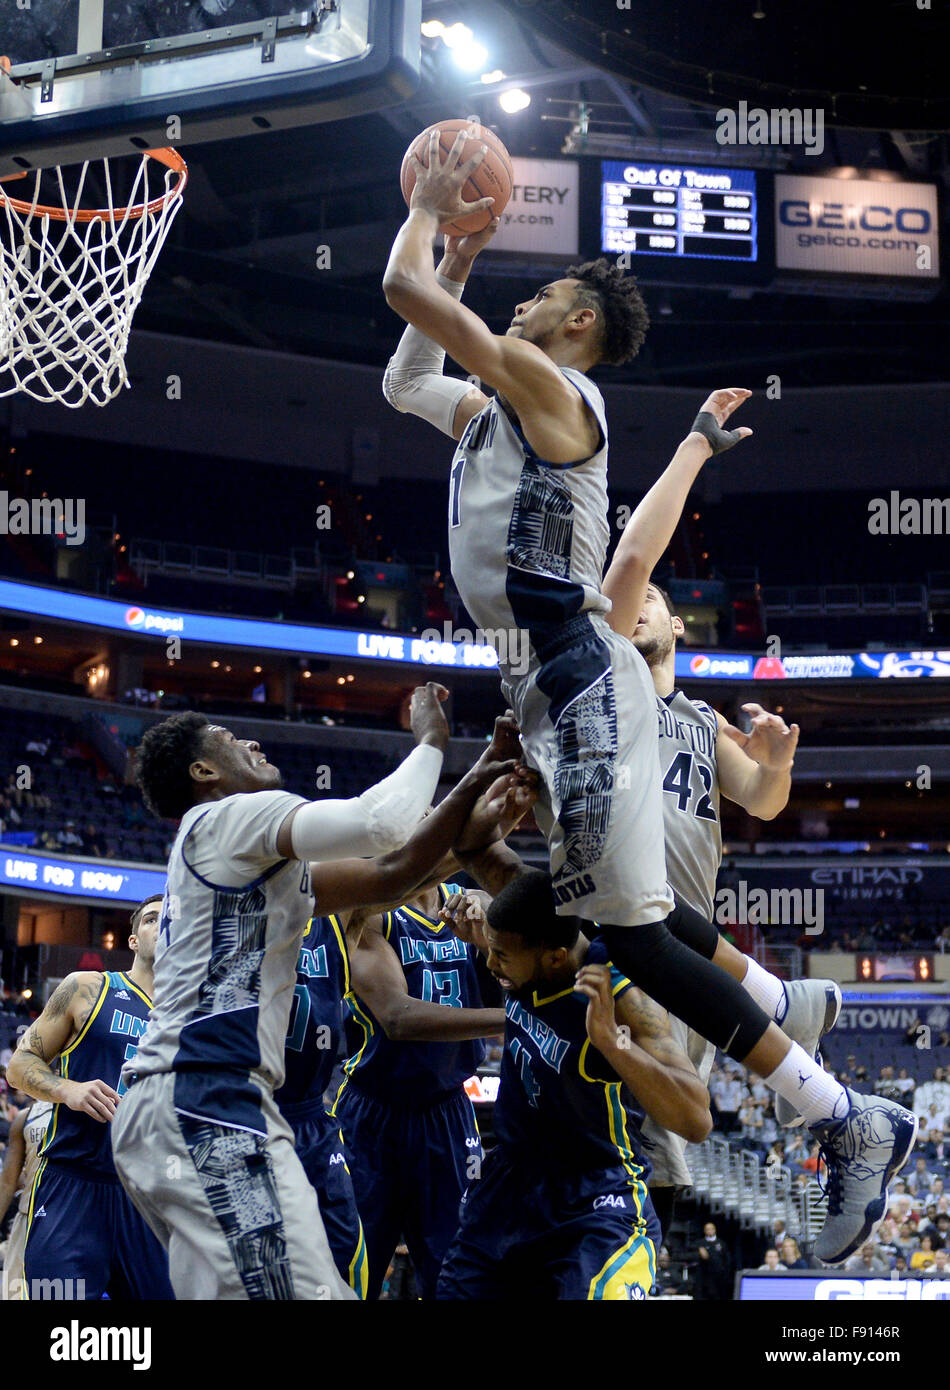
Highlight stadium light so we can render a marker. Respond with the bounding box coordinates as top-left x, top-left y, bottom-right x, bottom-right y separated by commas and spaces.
480, 69, 506, 84
421, 20, 445, 38
499, 88, 531, 113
